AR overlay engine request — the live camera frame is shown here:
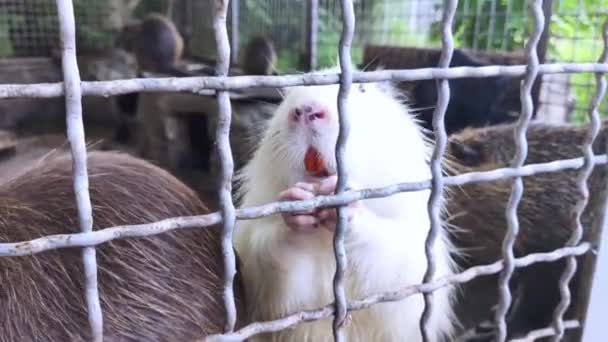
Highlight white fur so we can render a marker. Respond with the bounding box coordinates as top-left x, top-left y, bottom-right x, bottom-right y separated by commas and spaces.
233, 67, 457, 342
